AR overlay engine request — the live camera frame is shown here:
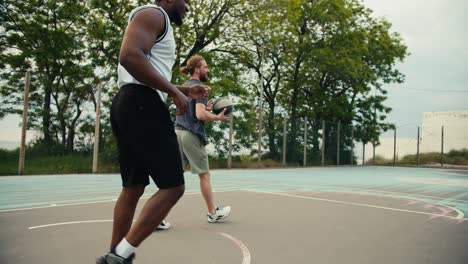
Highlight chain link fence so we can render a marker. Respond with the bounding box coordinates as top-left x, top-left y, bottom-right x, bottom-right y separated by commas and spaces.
2, 112, 467, 175
1, 77, 467, 175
